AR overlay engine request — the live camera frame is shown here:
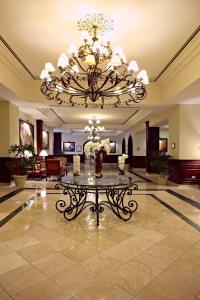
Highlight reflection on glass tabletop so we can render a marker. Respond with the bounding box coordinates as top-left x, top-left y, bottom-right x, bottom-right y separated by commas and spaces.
61, 175, 132, 187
